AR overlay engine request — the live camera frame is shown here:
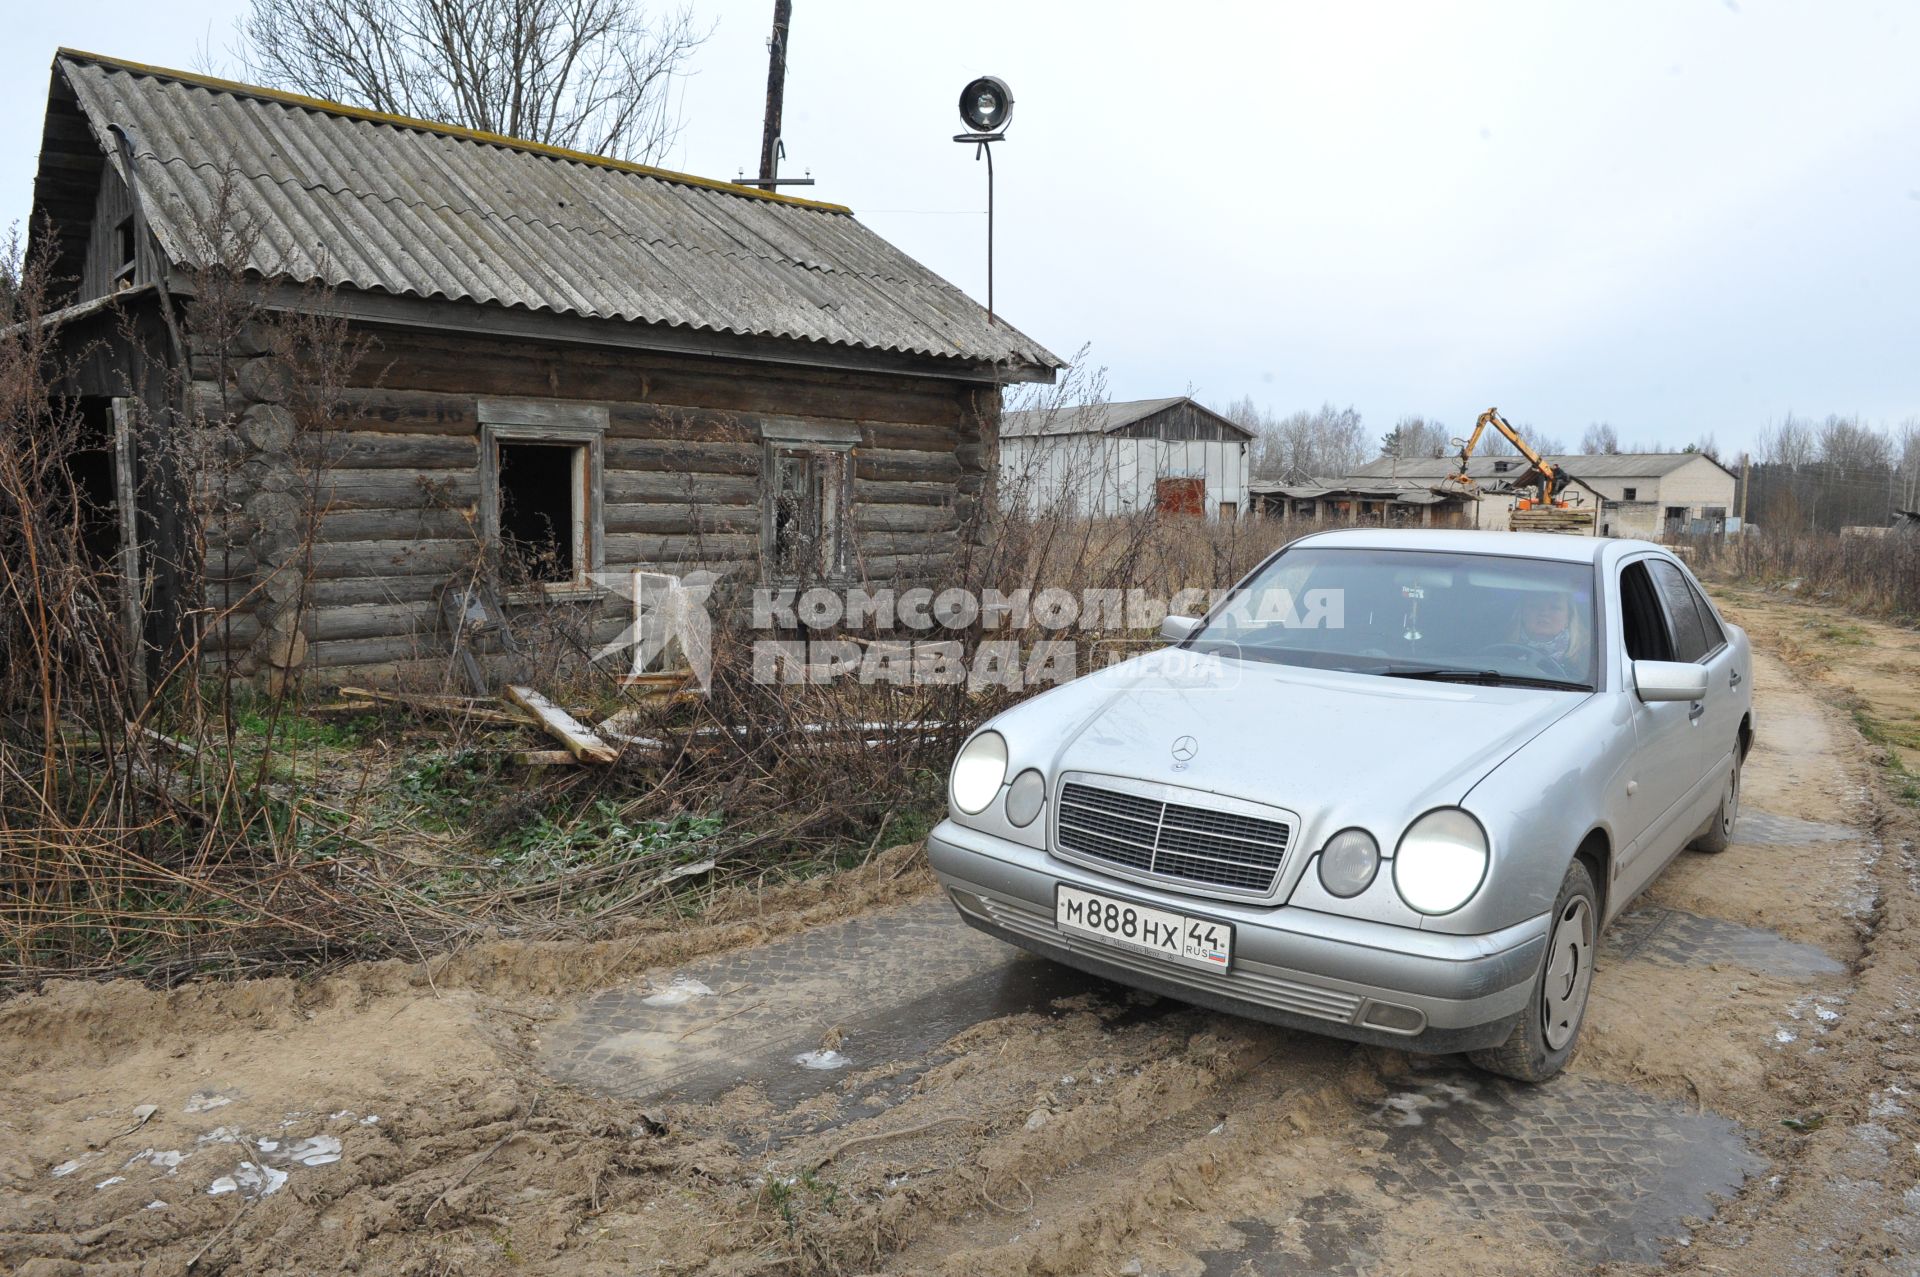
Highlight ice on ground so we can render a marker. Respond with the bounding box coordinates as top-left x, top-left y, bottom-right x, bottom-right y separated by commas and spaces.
359, 1115, 380, 1125
94, 1176, 125, 1189
642, 976, 715, 1007
208, 1161, 289, 1197
196, 1127, 242, 1145
50, 1157, 89, 1178
287, 1135, 343, 1166
184, 1092, 234, 1114
145, 1201, 167, 1211
794, 1049, 850, 1070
